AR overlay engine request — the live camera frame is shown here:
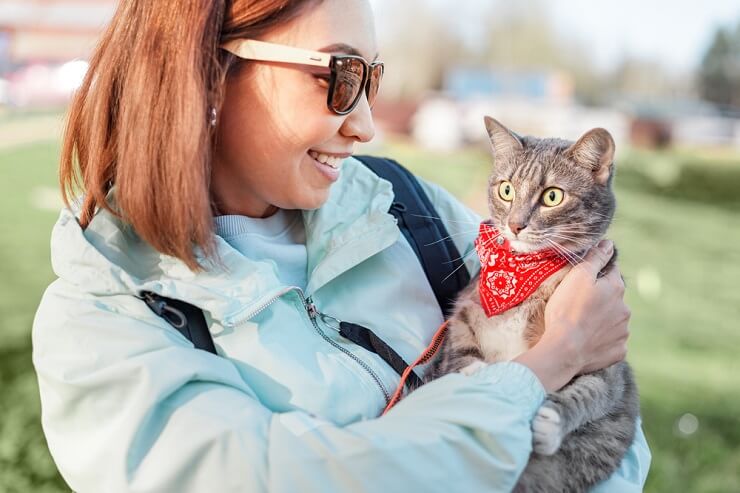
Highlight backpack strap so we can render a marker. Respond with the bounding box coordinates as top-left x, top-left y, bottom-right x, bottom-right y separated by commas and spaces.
354, 155, 471, 317
140, 291, 217, 354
